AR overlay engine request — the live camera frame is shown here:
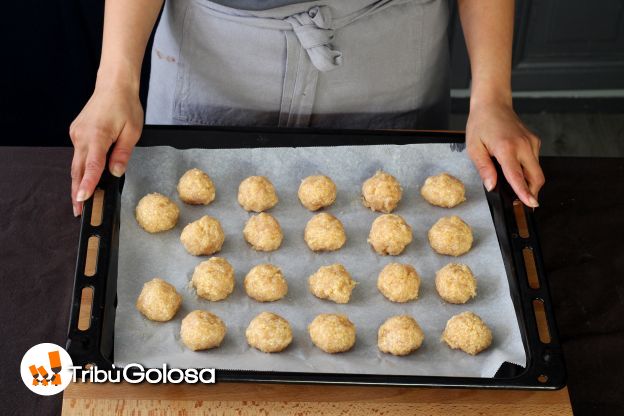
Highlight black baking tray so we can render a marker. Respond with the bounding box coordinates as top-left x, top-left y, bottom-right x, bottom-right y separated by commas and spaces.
66, 126, 566, 389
